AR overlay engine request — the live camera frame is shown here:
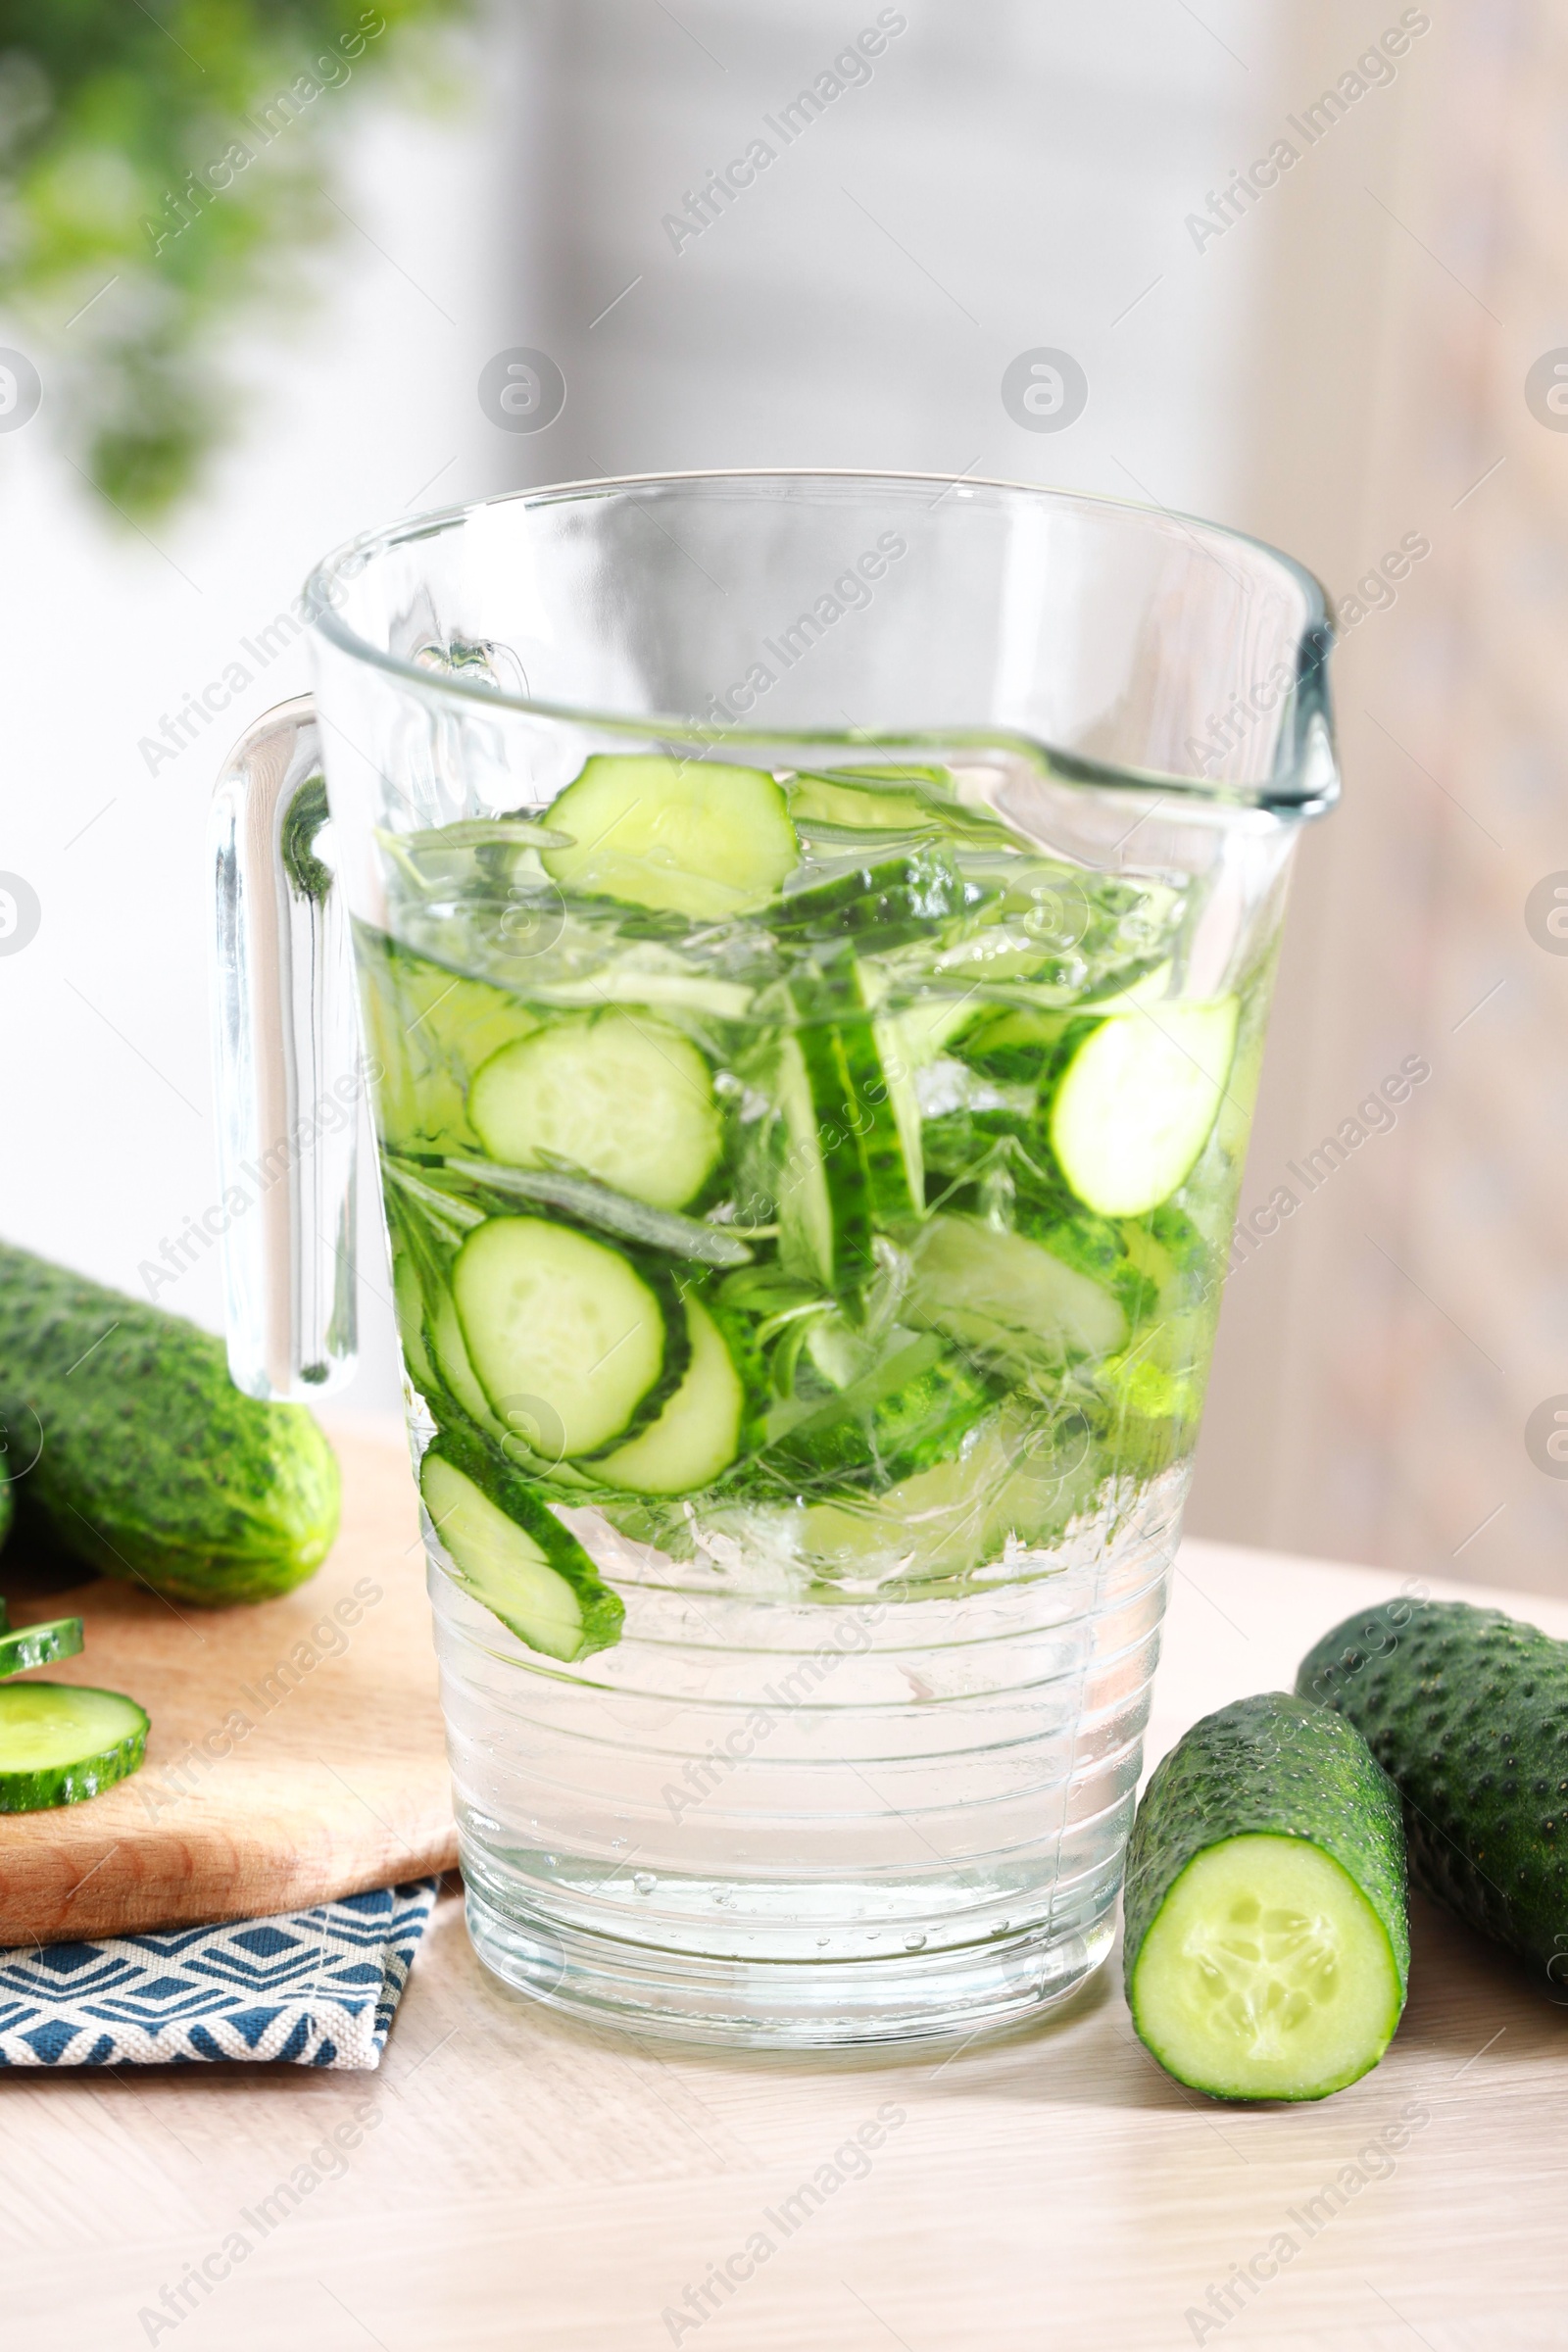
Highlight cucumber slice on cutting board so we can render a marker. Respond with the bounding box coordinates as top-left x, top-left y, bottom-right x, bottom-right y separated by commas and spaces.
1049, 999, 1239, 1217
542, 754, 799, 920
0, 1683, 150, 1812
595, 1298, 746, 1494
454, 1216, 682, 1459
1124, 1693, 1408, 2102
0, 1617, 84, 1679
469, 1009, 722, 1212
420, 1434, 622, 1661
